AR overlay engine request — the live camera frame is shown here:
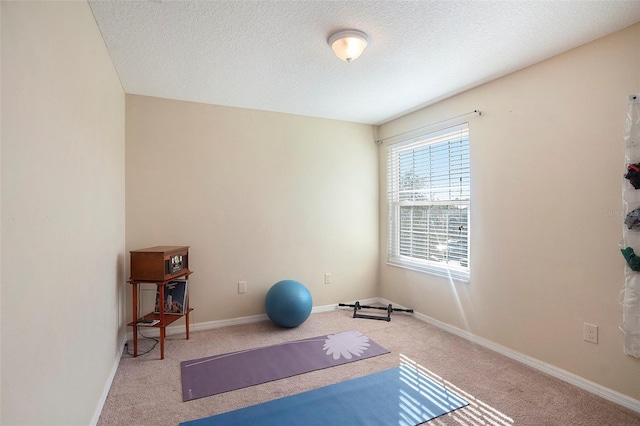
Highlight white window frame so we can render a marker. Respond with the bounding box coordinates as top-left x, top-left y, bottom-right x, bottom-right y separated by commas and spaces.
386, 123, 470, 282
